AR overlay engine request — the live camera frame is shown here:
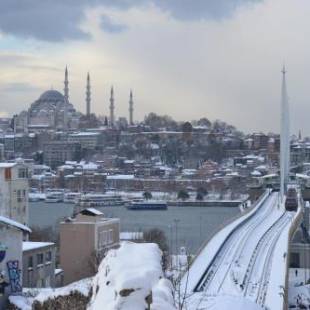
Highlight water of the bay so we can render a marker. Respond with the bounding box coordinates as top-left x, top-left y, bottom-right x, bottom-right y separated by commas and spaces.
29, 202, 240, 254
